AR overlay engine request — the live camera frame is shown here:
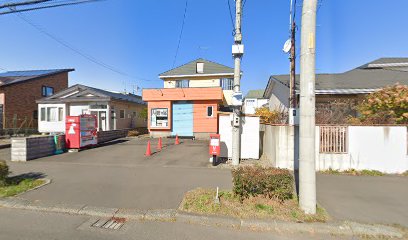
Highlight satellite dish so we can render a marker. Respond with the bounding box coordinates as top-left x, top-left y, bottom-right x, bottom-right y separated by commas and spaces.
282, 39, 291, 53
